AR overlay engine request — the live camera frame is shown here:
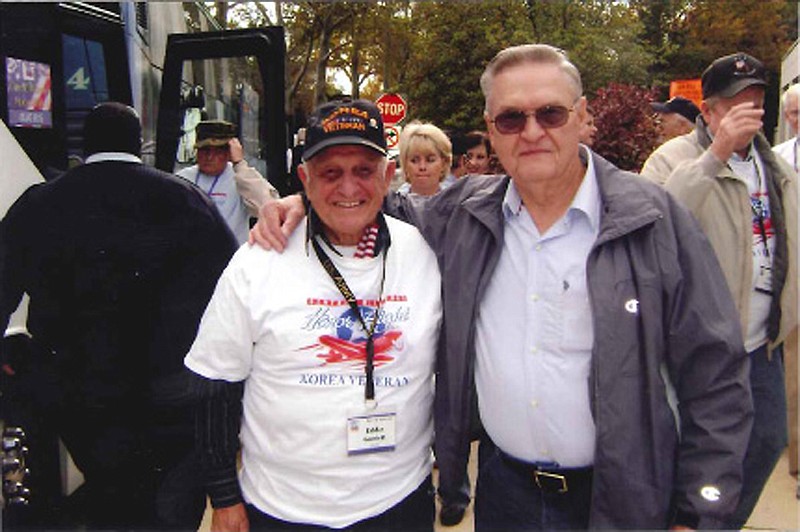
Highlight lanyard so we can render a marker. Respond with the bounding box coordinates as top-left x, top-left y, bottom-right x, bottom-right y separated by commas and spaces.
311, 235, 387, 403
195, 169, 223, 198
